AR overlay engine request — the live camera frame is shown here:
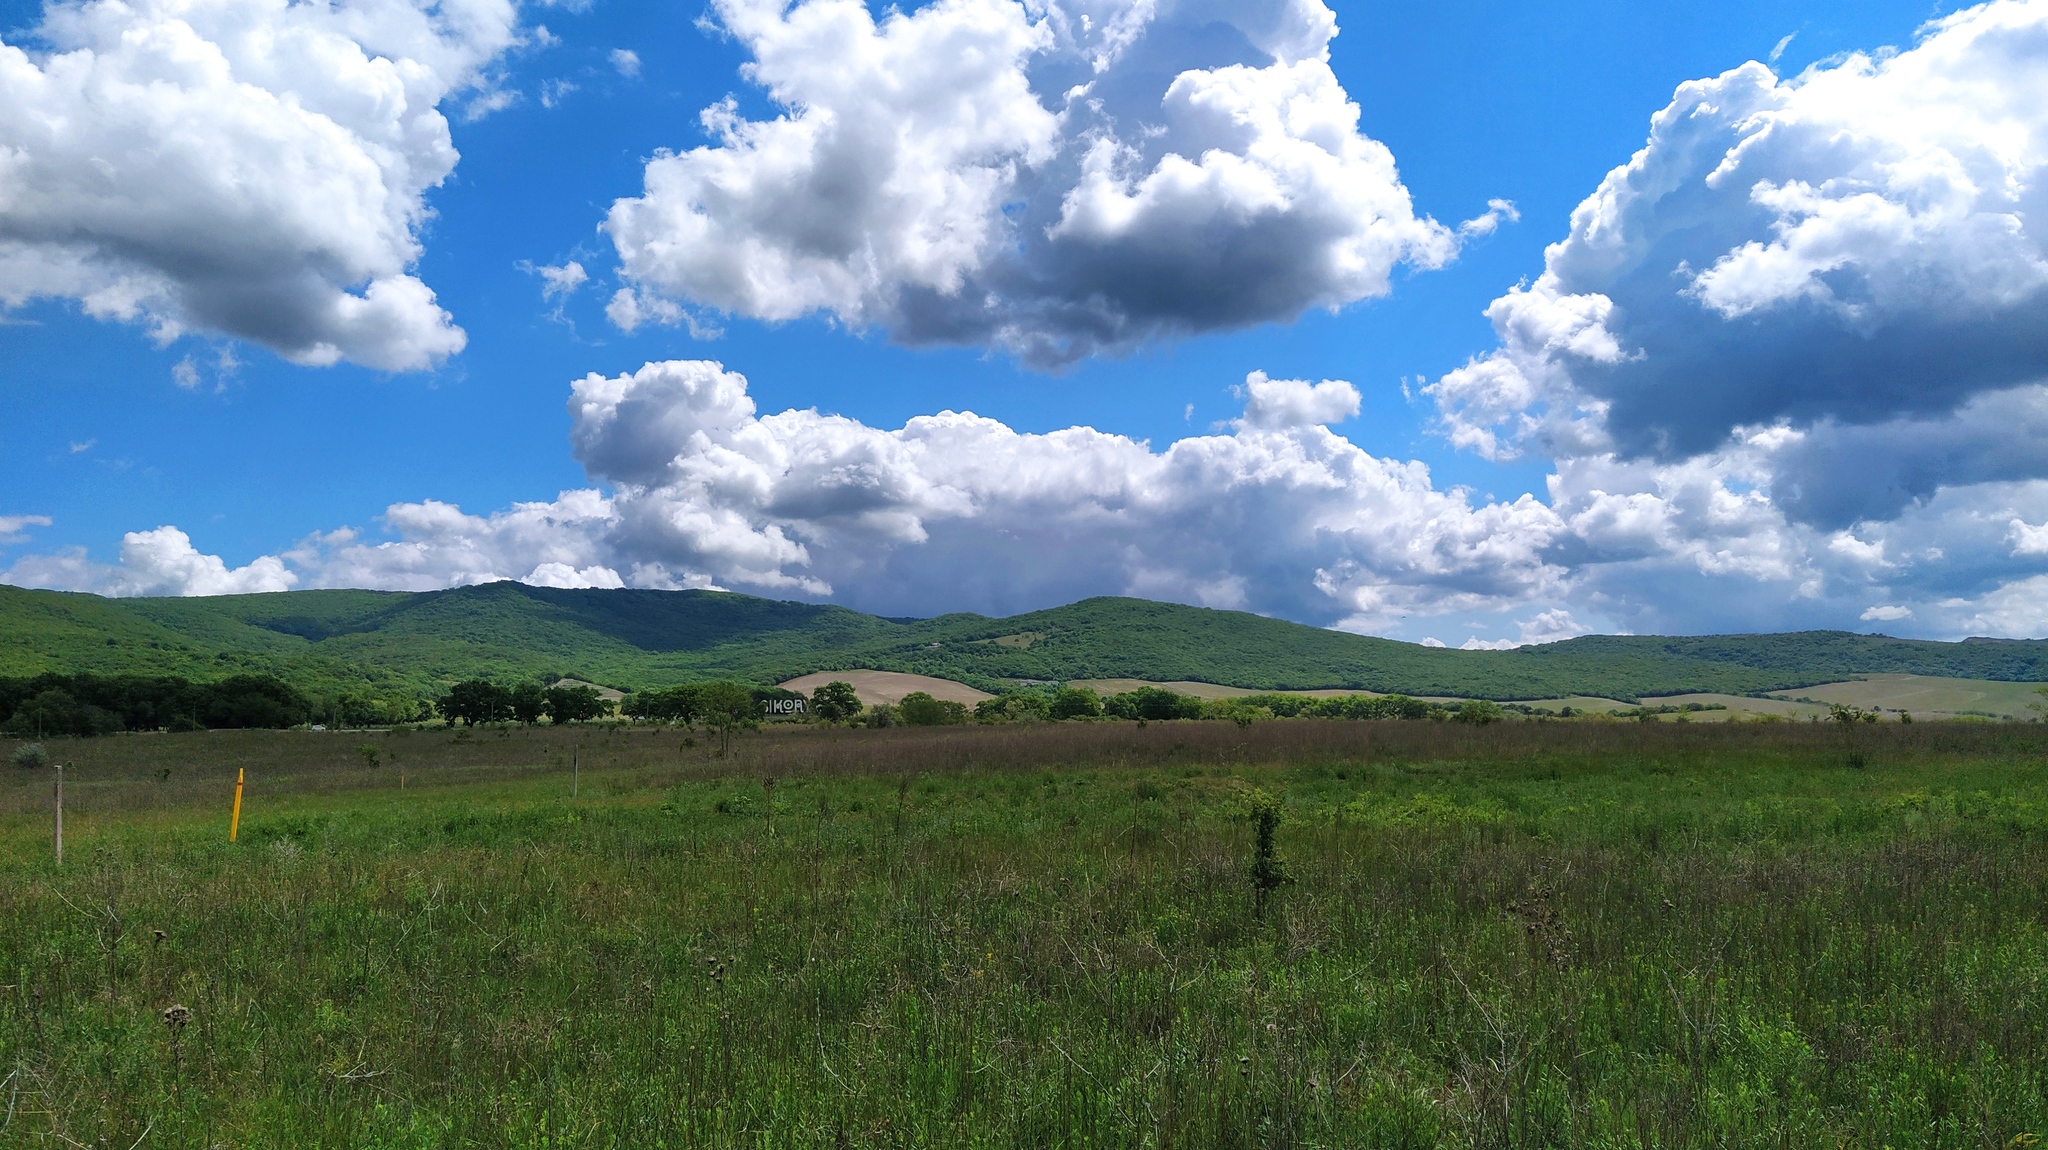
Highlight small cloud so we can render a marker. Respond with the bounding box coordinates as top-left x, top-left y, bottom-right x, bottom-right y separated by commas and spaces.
170, 346, 240, 392
1419, 637, 1446, 648
1183, 403, 1193, 422
1517, 608, 1590, 646
525, 562, 624, 589
1861, 605, 1913, 622
2009, 518, 2048, 555
1460, 636, 1519, 651
1453, 608, 1591, 651
530, 24, 560, 48
69, 439, 95, 454
607, 287, 721, 339
610, 48, 641, 78
1457, 198, 1520, 239
522, 260, 589, 302
540, 78, 579, 108
462, 80, 521, 122
0, 514, 53, 543
1769, 32, 1796, 65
